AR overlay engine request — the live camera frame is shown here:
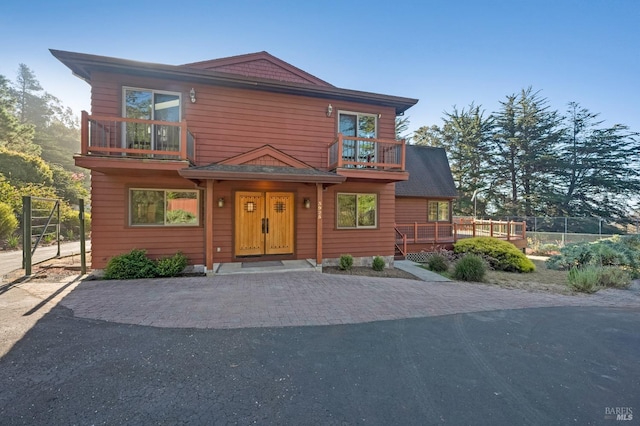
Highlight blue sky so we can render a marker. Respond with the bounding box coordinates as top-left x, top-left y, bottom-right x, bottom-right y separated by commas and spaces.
1, 0, 638, 135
